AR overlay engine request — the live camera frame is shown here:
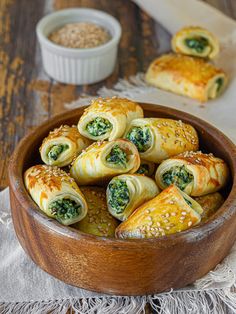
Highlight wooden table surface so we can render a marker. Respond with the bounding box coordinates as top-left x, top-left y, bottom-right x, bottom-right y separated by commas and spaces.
0, 0, 235, 191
